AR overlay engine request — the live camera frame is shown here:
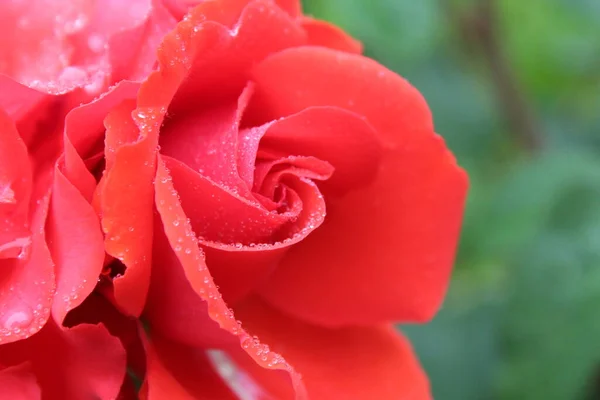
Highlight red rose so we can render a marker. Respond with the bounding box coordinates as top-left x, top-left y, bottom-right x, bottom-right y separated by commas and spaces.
0, 1, 468, 399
